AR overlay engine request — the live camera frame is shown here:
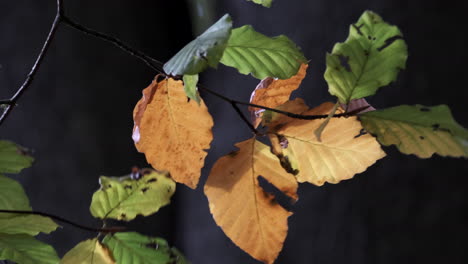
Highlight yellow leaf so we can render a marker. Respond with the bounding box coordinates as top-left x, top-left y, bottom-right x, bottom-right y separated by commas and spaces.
133, 76, 214, 189
61, 239, 114, 264
249, 64, 308, 128
271, 102, 386, 186
204, 138, 297, 264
